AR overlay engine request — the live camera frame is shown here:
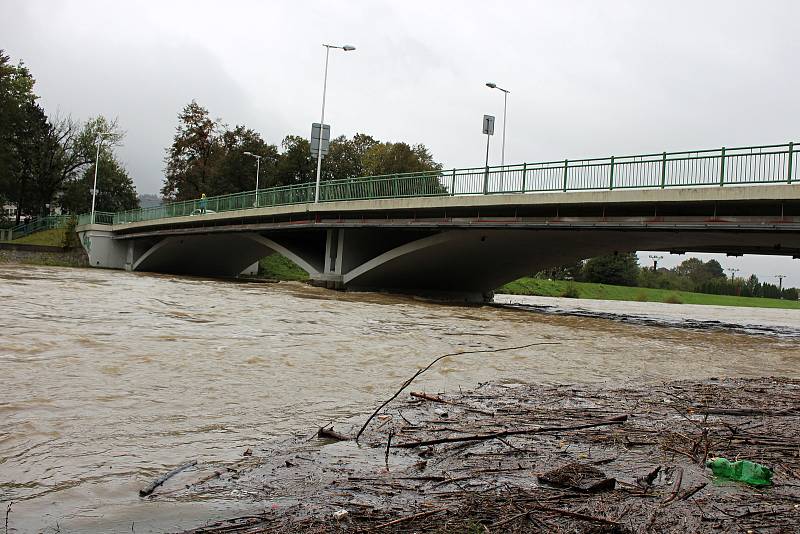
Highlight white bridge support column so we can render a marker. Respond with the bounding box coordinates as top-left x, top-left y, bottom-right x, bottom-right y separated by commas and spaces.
315, 228, 345, 288
77, 228, 128, 269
